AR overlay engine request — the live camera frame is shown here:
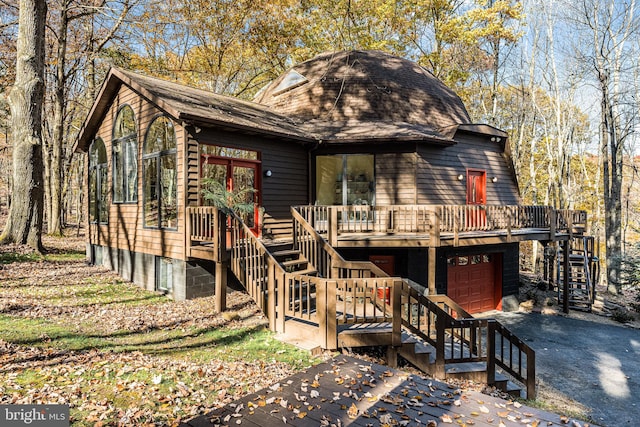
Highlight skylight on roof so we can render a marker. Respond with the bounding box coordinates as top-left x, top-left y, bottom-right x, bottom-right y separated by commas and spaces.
273, 70, 307, 94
